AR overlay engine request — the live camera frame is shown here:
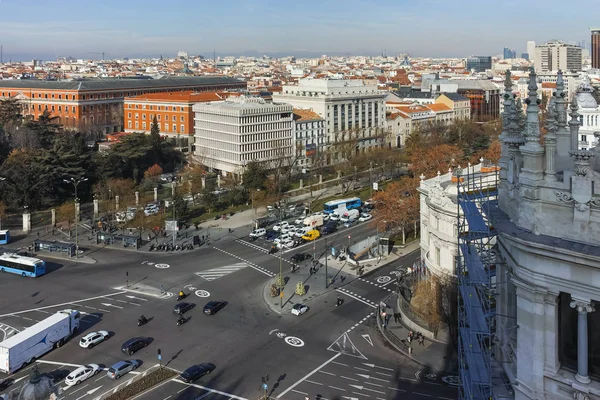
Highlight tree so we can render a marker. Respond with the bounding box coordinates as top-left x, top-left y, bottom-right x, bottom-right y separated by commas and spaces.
170, 194, 189, 221
24, 110, 62, 149
482, 139, 501, 163
144, 164, 163, 179
409, 144, 463, 179
151, 116, 160, 137
55, 201, 76, 228
243, 161, 267, 190
372, 176, 420, 243
410, 279, 443, 334
0, 149, 53, 209
0, 98, 22, 130
0, 201, 6, 230
201, 190, 219, 213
